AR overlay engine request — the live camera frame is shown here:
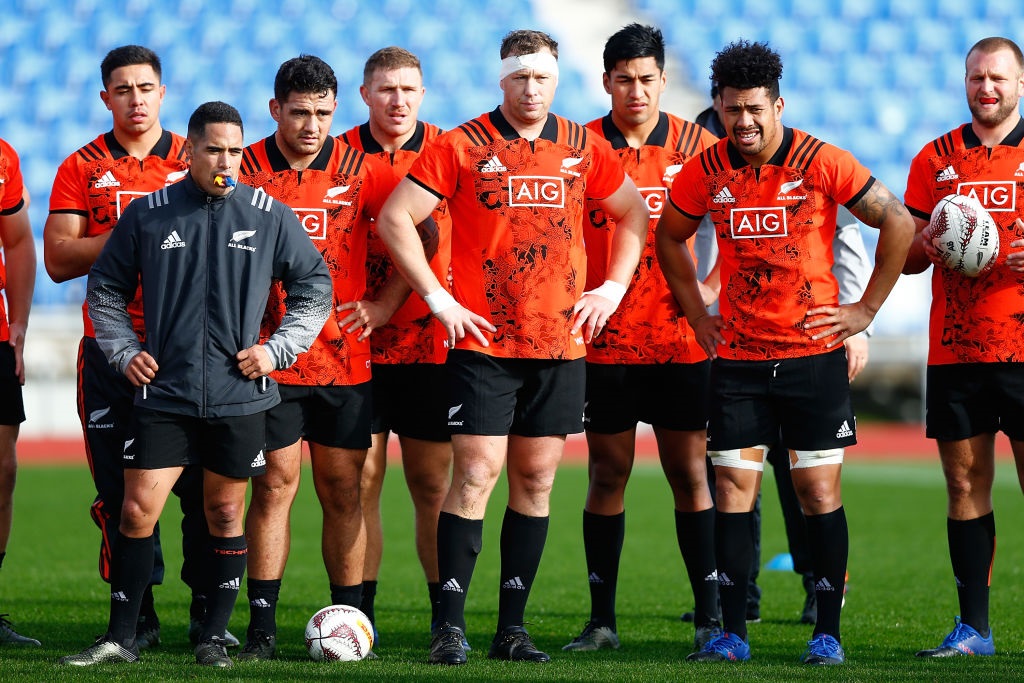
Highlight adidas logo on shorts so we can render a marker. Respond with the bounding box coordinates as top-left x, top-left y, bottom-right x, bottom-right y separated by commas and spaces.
218, 577, 241, 590
835, 420, 853, 438
251, 450, 266, 468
